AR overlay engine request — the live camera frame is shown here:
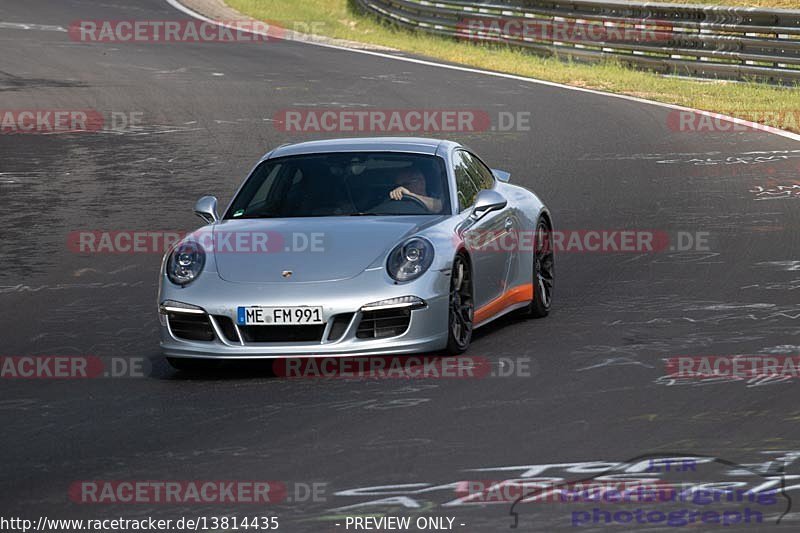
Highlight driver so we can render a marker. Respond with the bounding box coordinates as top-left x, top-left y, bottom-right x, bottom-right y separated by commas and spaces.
388, 168, 441, 212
